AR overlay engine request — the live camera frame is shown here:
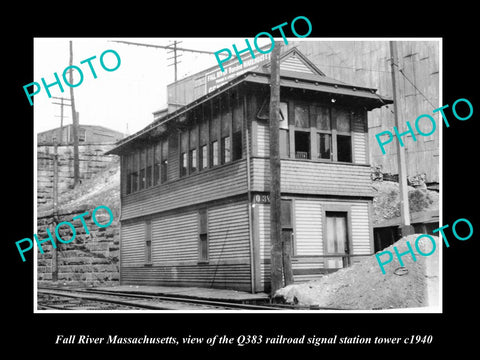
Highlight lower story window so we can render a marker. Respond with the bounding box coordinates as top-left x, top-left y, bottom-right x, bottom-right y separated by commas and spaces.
145, 220, 152, 264
199, 233, 208, 261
